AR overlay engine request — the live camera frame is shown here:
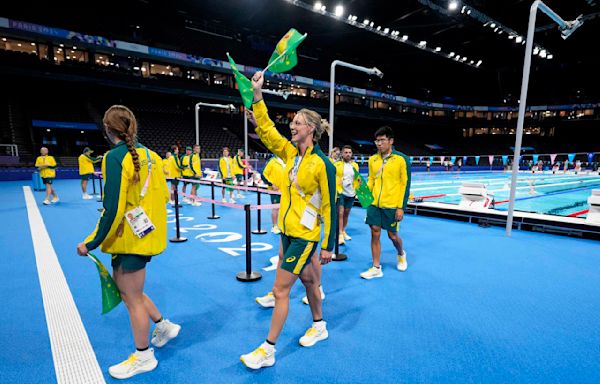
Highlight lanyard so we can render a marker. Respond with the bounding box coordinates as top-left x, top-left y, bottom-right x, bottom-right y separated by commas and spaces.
375, 153, 391, 178
289, 155, 305, 197
140, 148, 152, 200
